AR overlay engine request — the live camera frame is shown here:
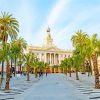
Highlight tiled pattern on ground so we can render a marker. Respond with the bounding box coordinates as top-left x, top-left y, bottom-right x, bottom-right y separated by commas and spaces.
66, 73, 100, 100
0, 73, 100, 100
0, 75, 39, 100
